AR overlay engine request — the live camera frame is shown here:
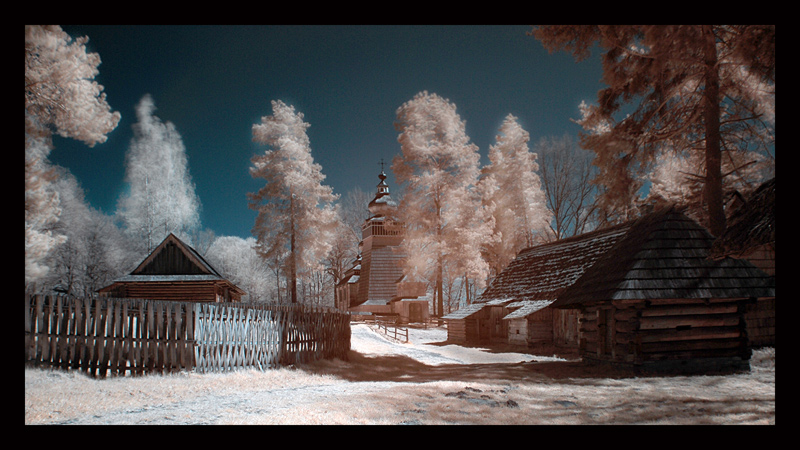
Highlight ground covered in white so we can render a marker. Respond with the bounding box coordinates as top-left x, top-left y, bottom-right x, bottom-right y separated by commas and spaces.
25, 324, 775, 425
